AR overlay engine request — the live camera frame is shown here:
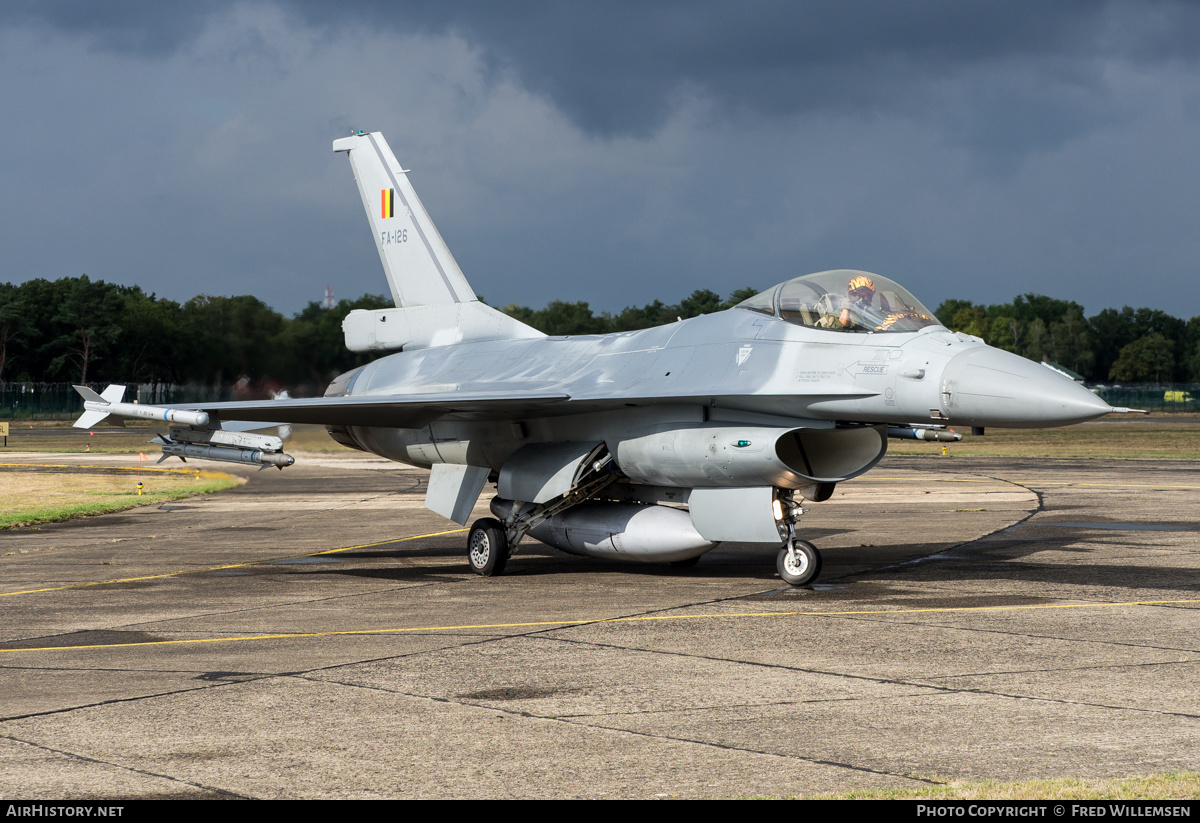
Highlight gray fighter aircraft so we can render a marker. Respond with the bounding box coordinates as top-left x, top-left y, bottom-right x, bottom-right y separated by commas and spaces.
75, 131, 1131, 586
